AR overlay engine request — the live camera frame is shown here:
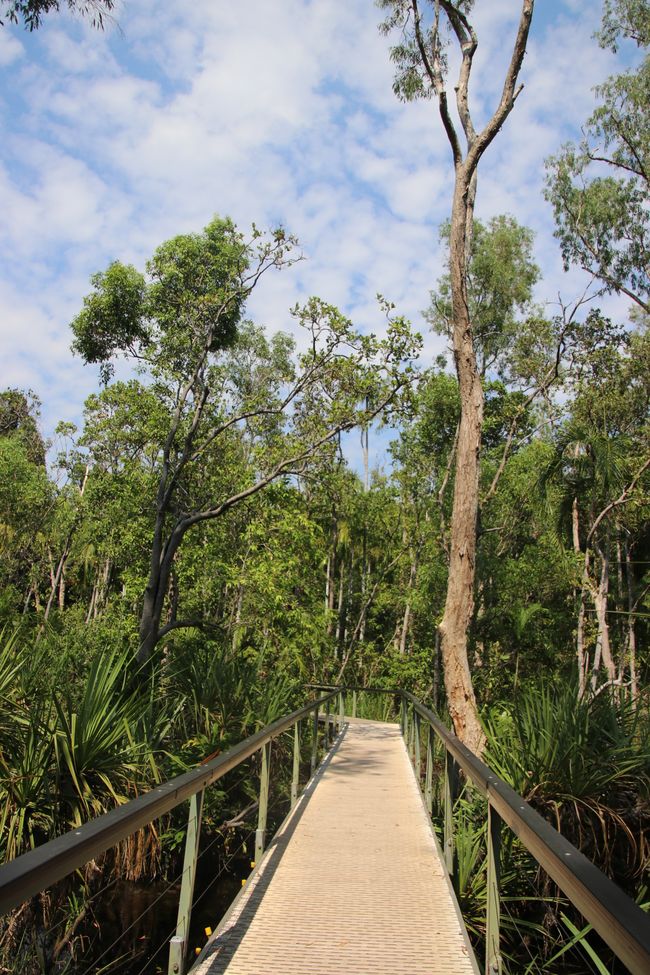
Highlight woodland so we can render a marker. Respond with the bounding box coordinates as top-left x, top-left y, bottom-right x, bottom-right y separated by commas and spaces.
0, 0, 649, 973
